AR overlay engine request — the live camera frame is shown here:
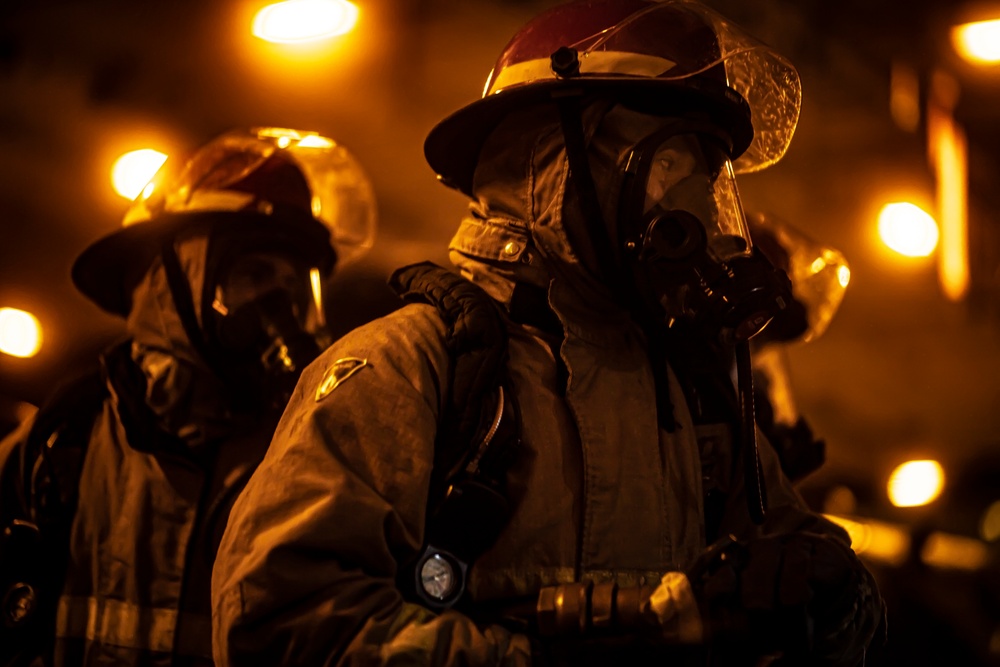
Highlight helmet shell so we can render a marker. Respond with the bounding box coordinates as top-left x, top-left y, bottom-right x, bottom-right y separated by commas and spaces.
747, 211, 850, 343
425, 0, 801, 197
73, 127, 377, 316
